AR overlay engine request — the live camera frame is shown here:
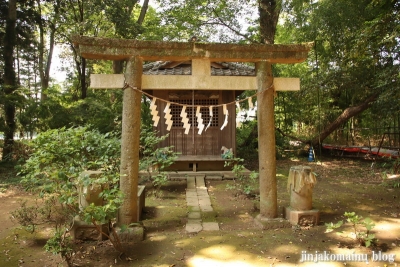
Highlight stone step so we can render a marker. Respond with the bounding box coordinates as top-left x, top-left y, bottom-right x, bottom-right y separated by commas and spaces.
185, 175, 219, 233
187, 176, 196, 189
